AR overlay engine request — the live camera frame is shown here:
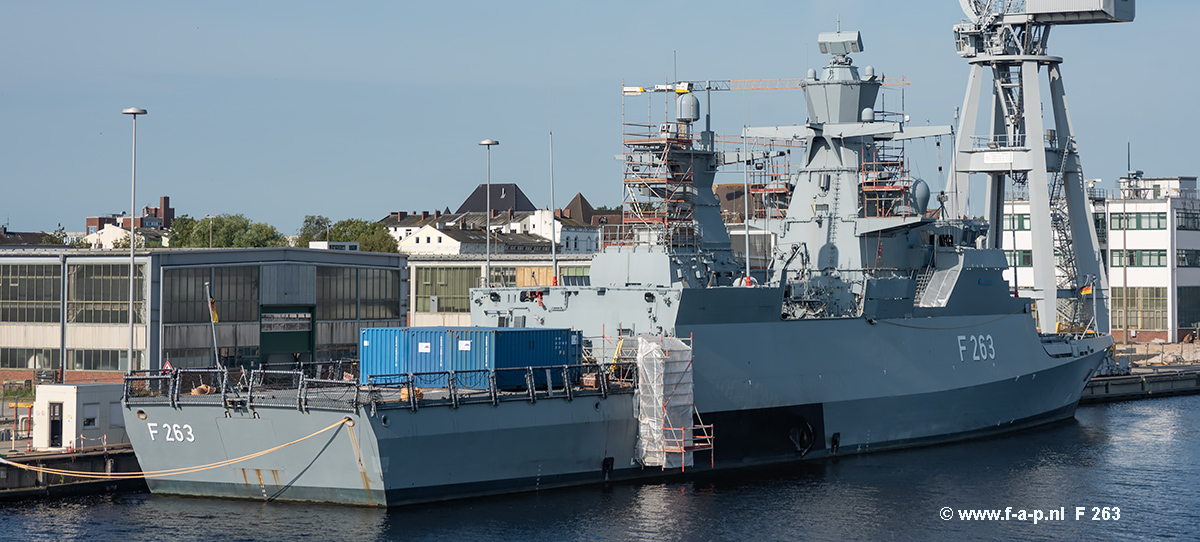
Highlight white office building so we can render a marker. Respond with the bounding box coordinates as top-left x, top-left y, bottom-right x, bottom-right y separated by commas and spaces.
1003, 175, 1199, 342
